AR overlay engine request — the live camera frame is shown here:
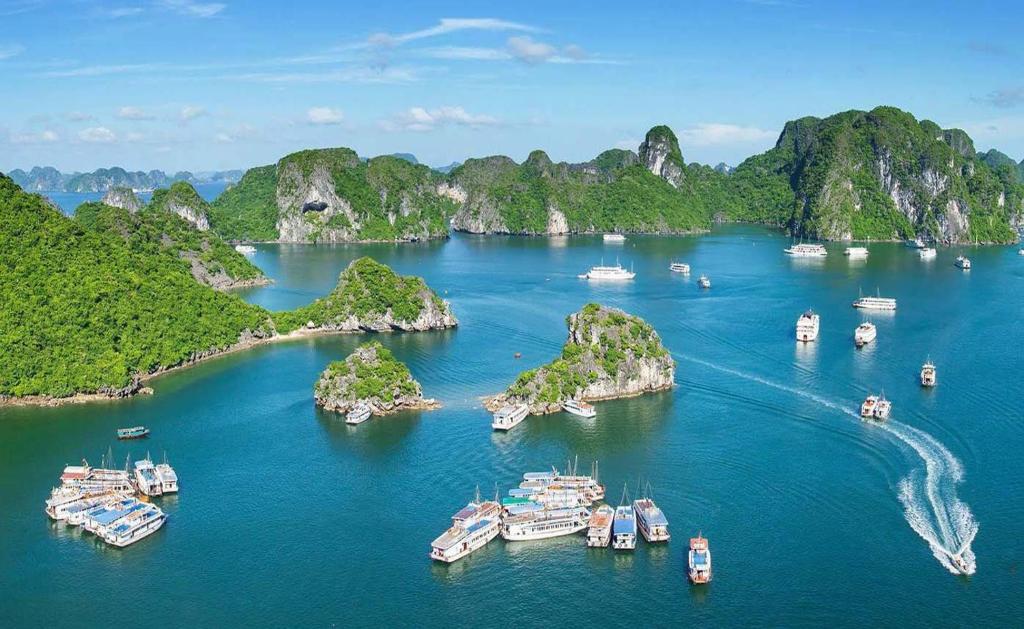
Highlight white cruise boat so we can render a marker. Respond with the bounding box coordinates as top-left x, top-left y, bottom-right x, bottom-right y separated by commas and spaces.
102, 502, 167, 547
430, 492, 501, 563
919, 247, 937, 259
697, 275, 711, 289
633, 496, 670, 542
562, 399, 596, 418
520, 461, 605, 503
854, 322, 877, 347
578, 263, 635, 280
346, 402, 373, 425
64, 492, 121, 526
906, 238, 926, 249
795, 310, 820, 342
500, 506, 590, 541
58, 462, 134, 494
134, 458, 163, 497
852, 291, 897, 311
669, 261, 690, 274
921, 359, 937, 387
611, 504, 637, 550
155, 456, 179, 494
844, 246, 869, 258
586, 504, 615, 547
603, 233, 626, 243
82, 497, 147, 536
45, 489, 116, 521
492, 403, 529, 431
784, 243, 827, 257
234, 244, 257, 255
954, 255, 971, 270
